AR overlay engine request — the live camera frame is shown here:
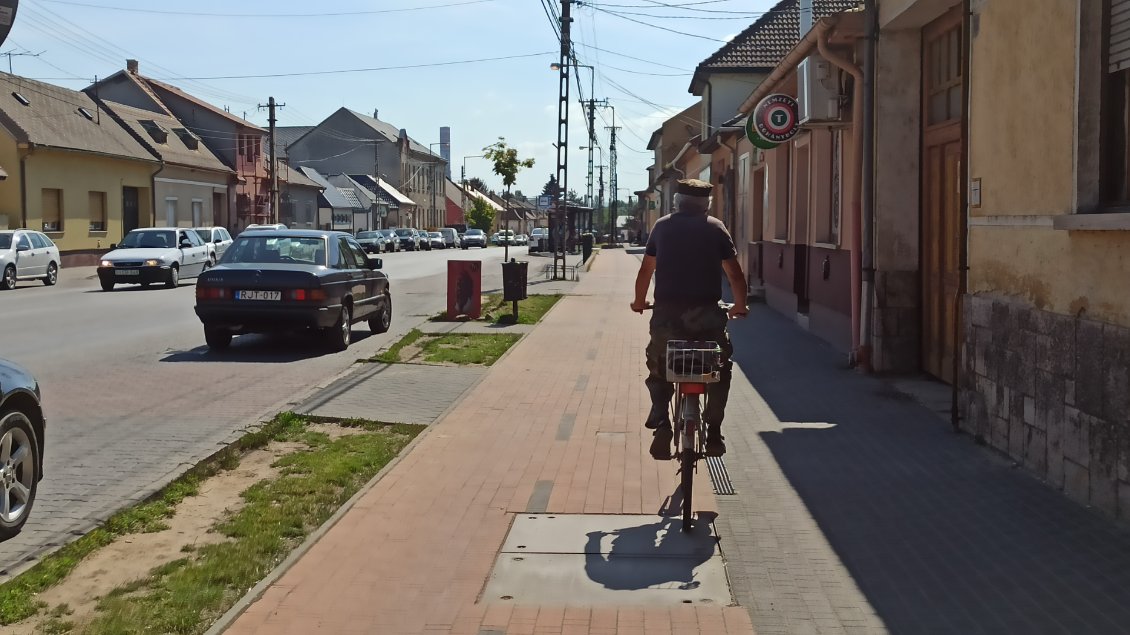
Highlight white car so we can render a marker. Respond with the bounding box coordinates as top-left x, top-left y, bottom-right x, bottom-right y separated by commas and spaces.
96, 227, 211, 291
0, 229, 61, 290
242, 223, 287, 233
191, 226, 234, 265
